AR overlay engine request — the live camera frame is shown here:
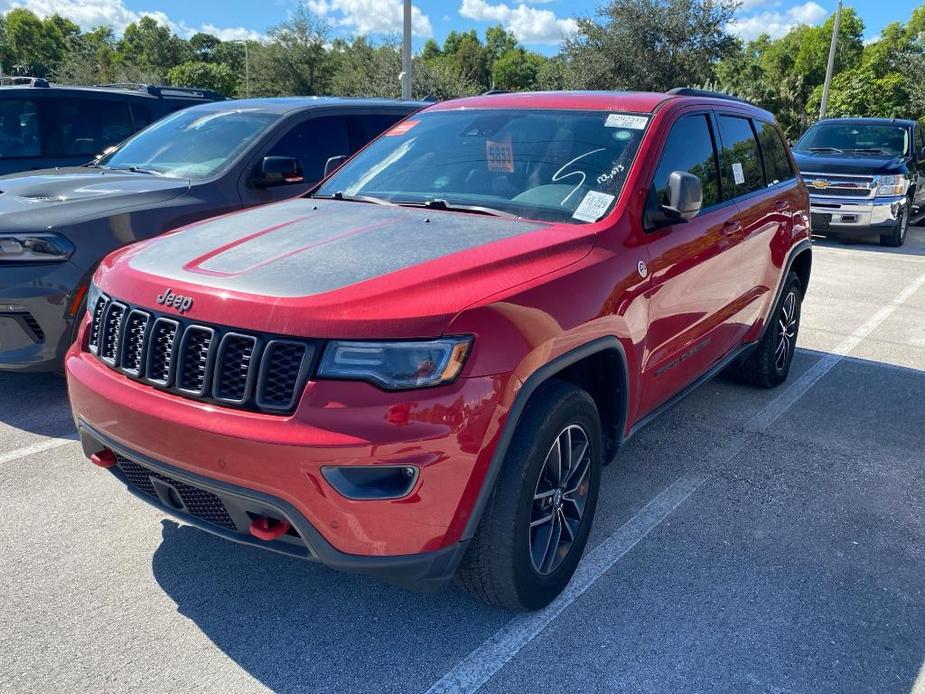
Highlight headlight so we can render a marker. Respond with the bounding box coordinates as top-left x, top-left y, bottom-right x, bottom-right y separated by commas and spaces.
873, 174, 909, 197
318, 337, 472, 390
86, 280, 102, 317
0, 232, 74, 262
